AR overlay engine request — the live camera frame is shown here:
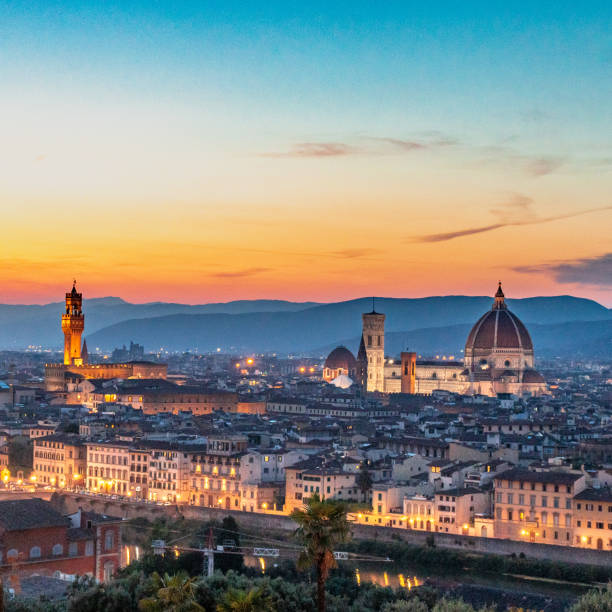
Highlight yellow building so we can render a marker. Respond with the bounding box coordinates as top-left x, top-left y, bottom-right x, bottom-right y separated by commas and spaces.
85, 441, 131, 495
493, 468, 585, 546
33, 434, 86, 488
189, 436, 246, 510
572, 487, 612, 551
